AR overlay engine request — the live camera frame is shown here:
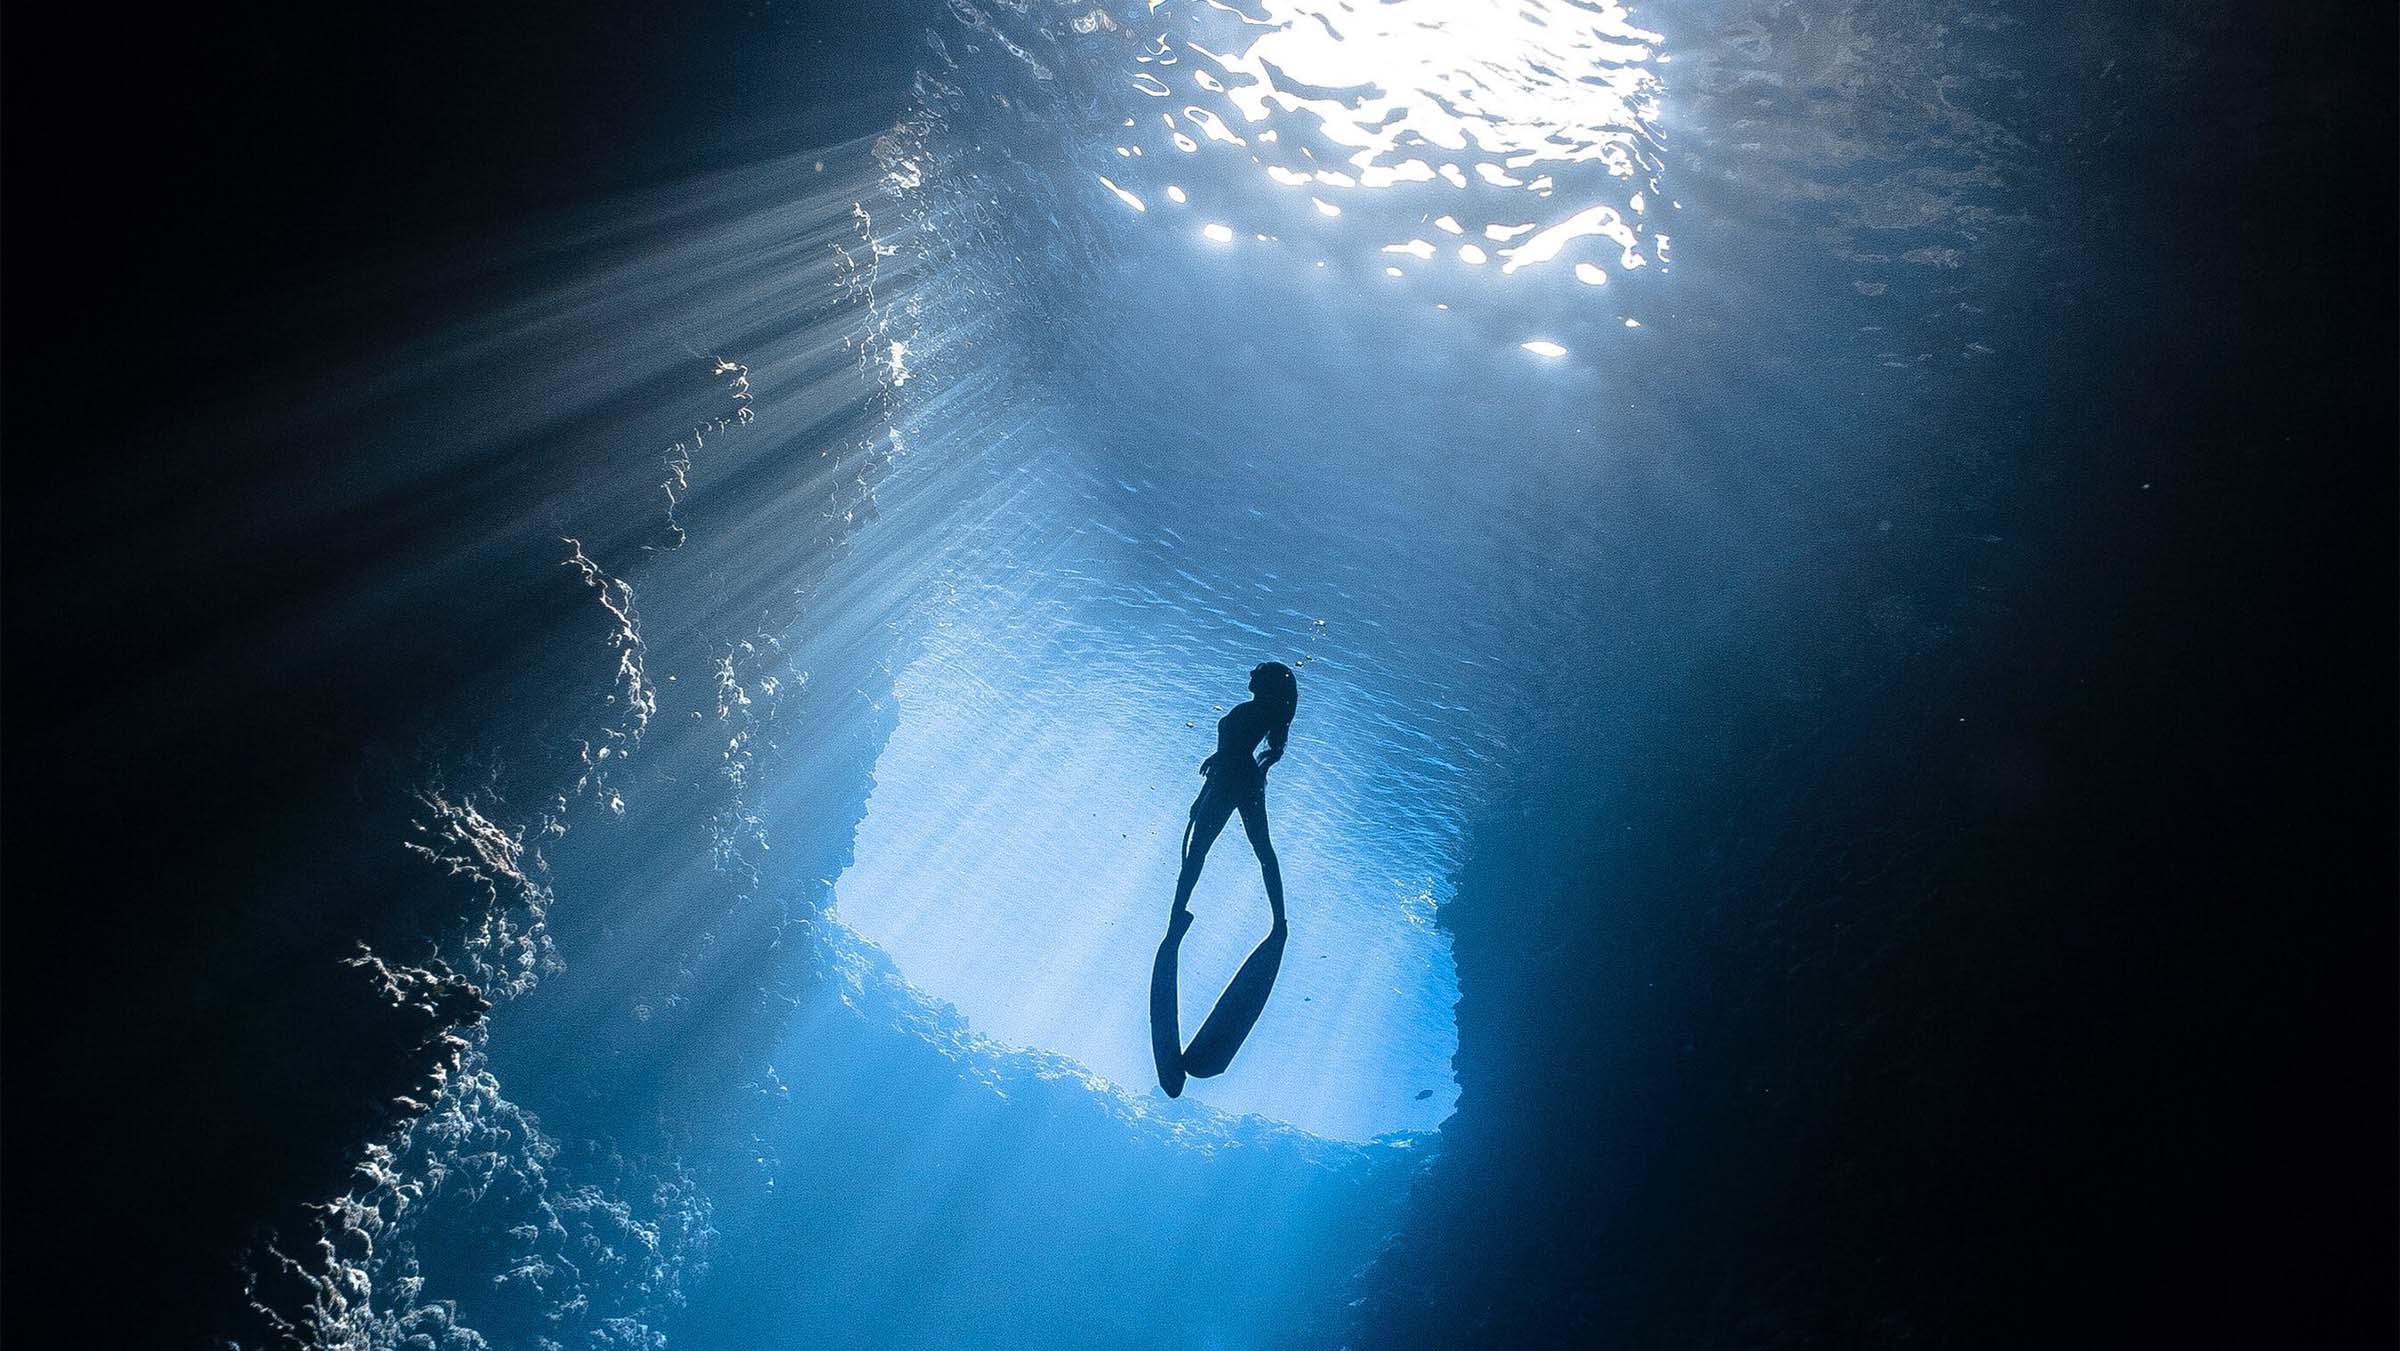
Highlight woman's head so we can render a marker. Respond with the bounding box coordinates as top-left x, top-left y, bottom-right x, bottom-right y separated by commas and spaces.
1249, 661, 1298, 722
